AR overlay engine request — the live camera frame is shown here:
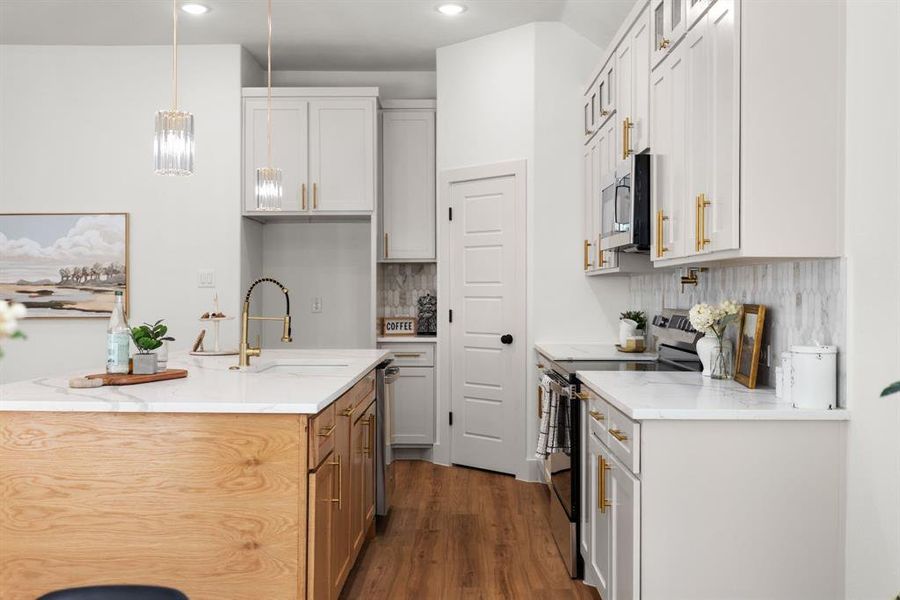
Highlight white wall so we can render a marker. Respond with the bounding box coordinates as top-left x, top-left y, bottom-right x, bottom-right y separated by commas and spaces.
257, 220, 372, 350
0, 45, 246, 381
843, 1, 900, 596
273, 70, 436, 99
435, 23, 627, 479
